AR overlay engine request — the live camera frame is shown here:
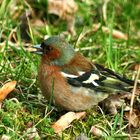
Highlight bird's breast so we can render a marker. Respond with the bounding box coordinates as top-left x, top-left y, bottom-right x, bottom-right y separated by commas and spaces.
38, 64, 109, 111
